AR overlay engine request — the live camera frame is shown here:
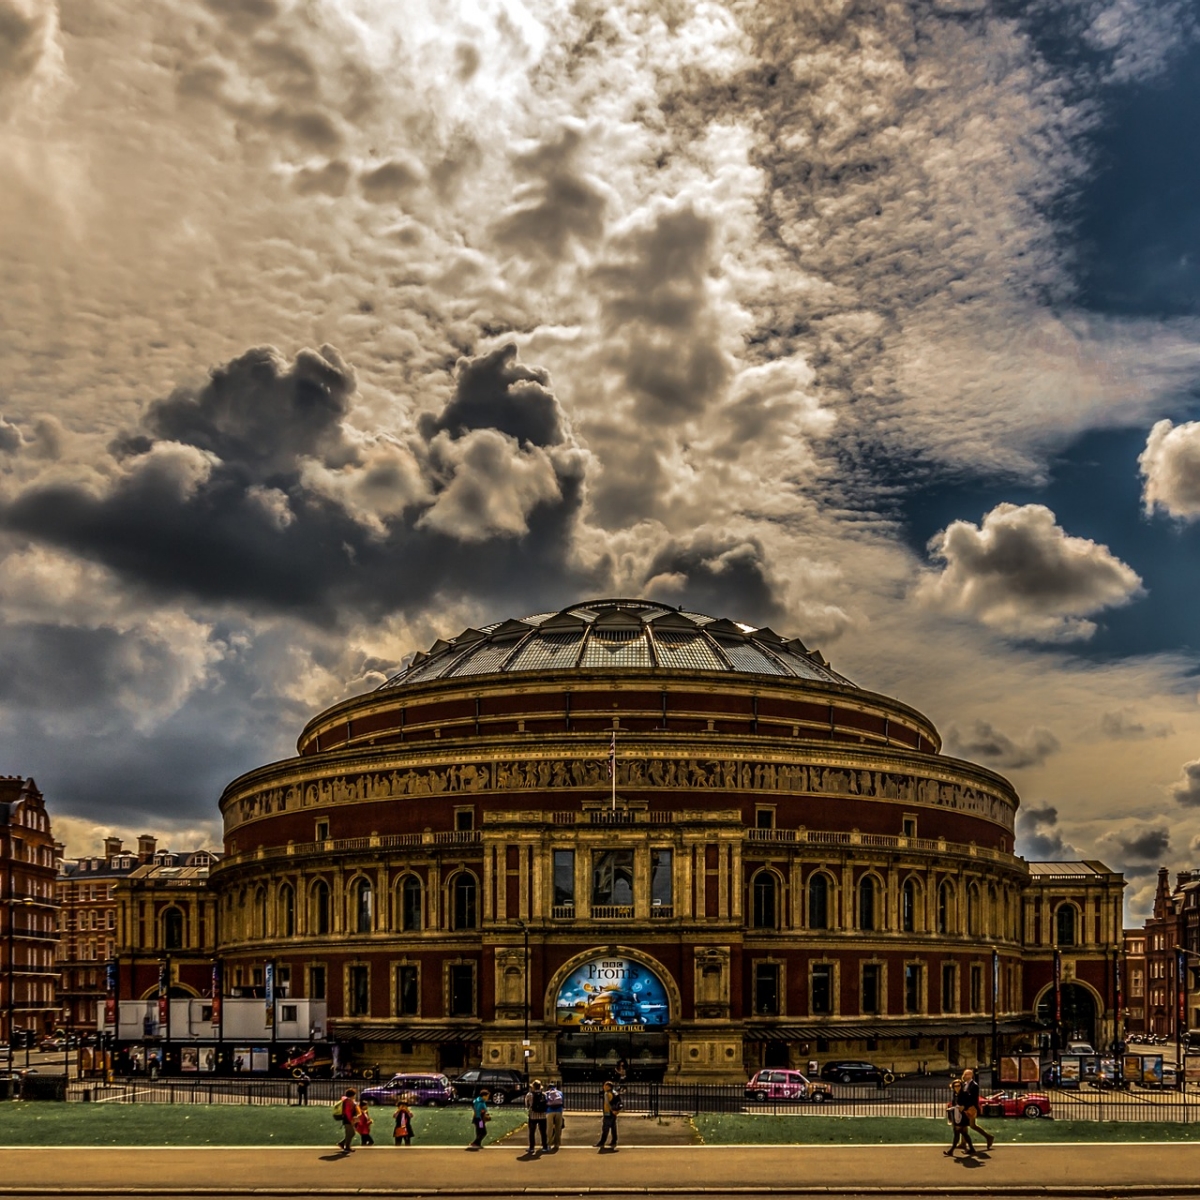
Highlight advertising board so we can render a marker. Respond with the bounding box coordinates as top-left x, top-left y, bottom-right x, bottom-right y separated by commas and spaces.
555, 957, 670, 1029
